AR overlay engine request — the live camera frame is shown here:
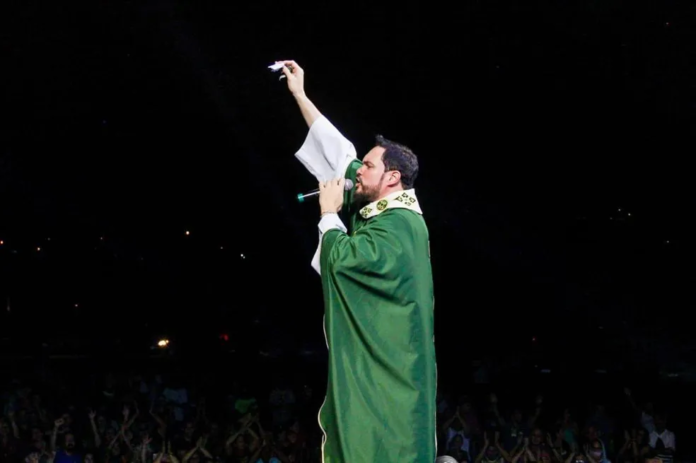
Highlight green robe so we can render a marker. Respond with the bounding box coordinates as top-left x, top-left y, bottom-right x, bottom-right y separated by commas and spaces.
317, 160, 437, 462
